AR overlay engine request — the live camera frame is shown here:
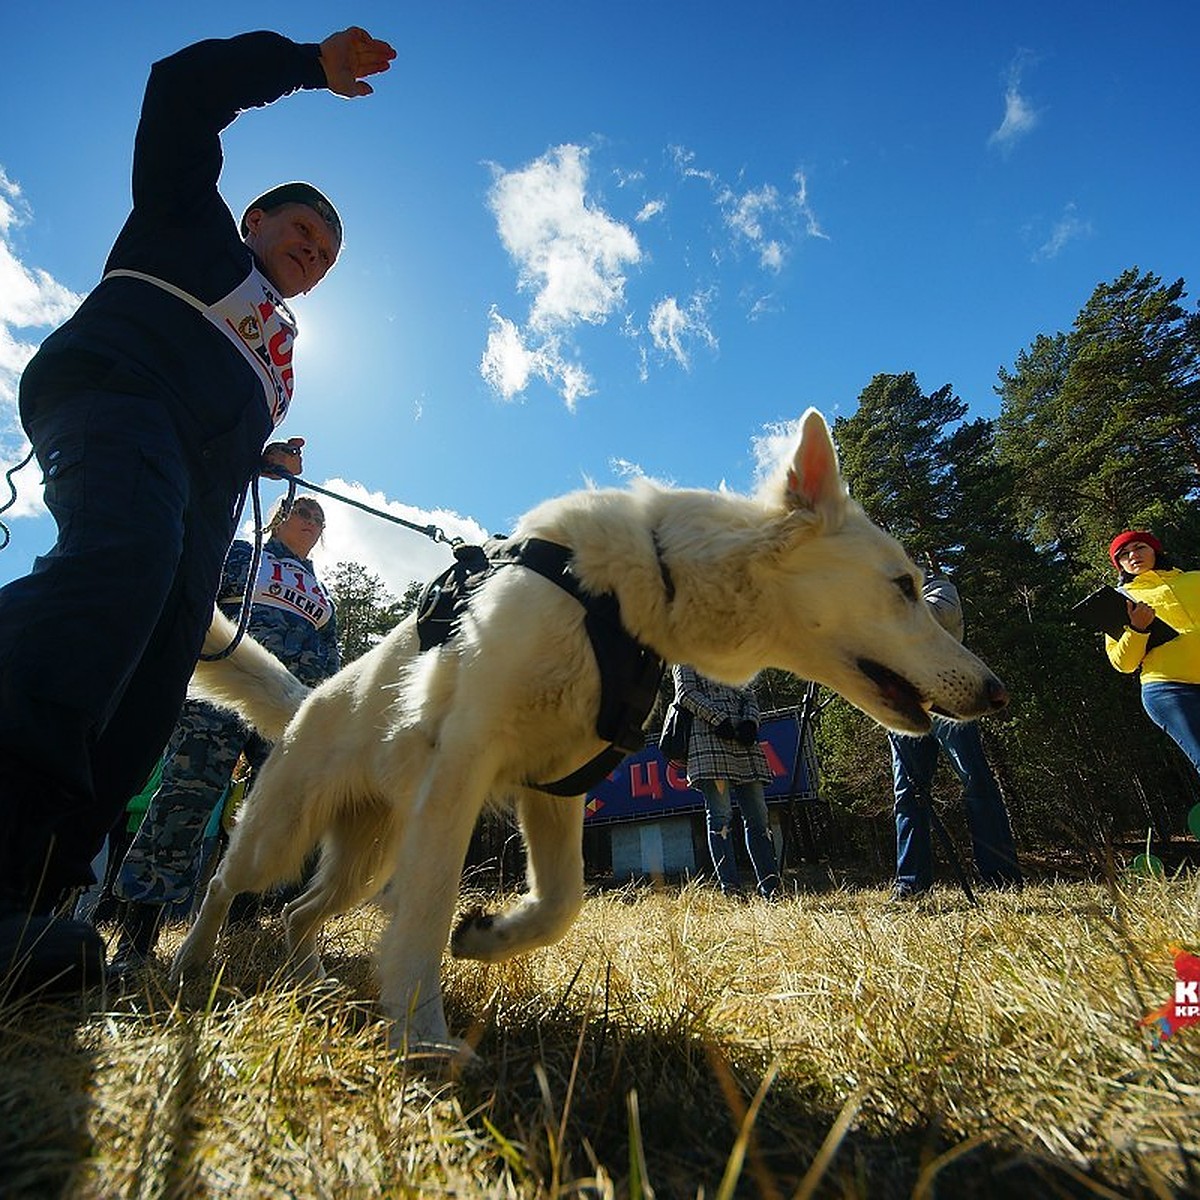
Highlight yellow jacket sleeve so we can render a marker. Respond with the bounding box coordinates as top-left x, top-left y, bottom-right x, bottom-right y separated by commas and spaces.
1105, 627, 1150, 674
